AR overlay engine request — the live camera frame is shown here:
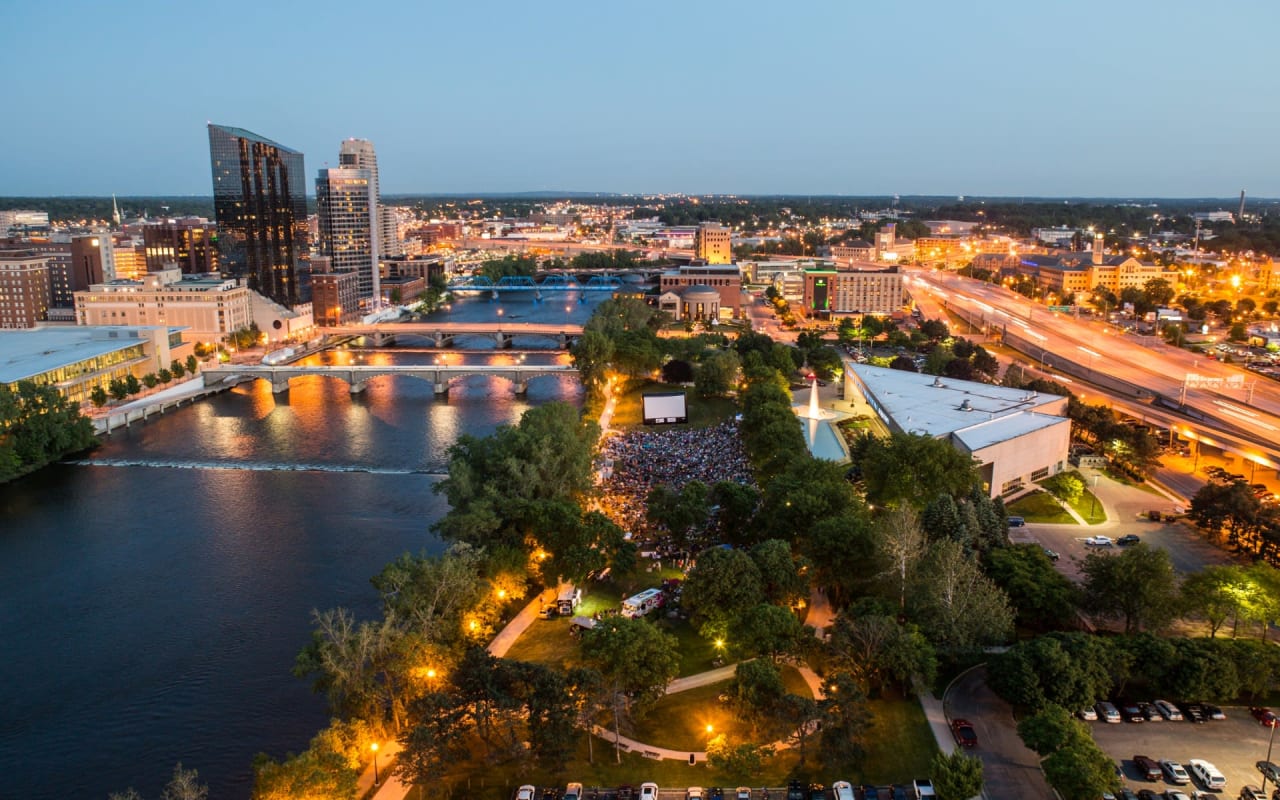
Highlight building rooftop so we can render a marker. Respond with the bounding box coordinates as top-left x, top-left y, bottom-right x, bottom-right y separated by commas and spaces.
208, 123, 300, 154
0, 326, 182, 384
846, 363, 1066, 441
